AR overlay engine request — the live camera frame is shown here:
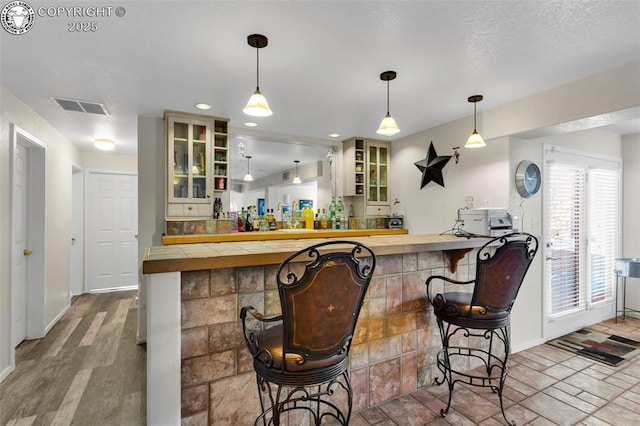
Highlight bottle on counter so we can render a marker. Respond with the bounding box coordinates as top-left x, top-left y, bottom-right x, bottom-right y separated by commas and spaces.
304, 206, 314, 230
268, 209, 277, 230
320, 209, 328, 229
313, 211, 320, 229
329, 197, 336, 229
336, 209, 343, 229
336, 197, 345, 215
